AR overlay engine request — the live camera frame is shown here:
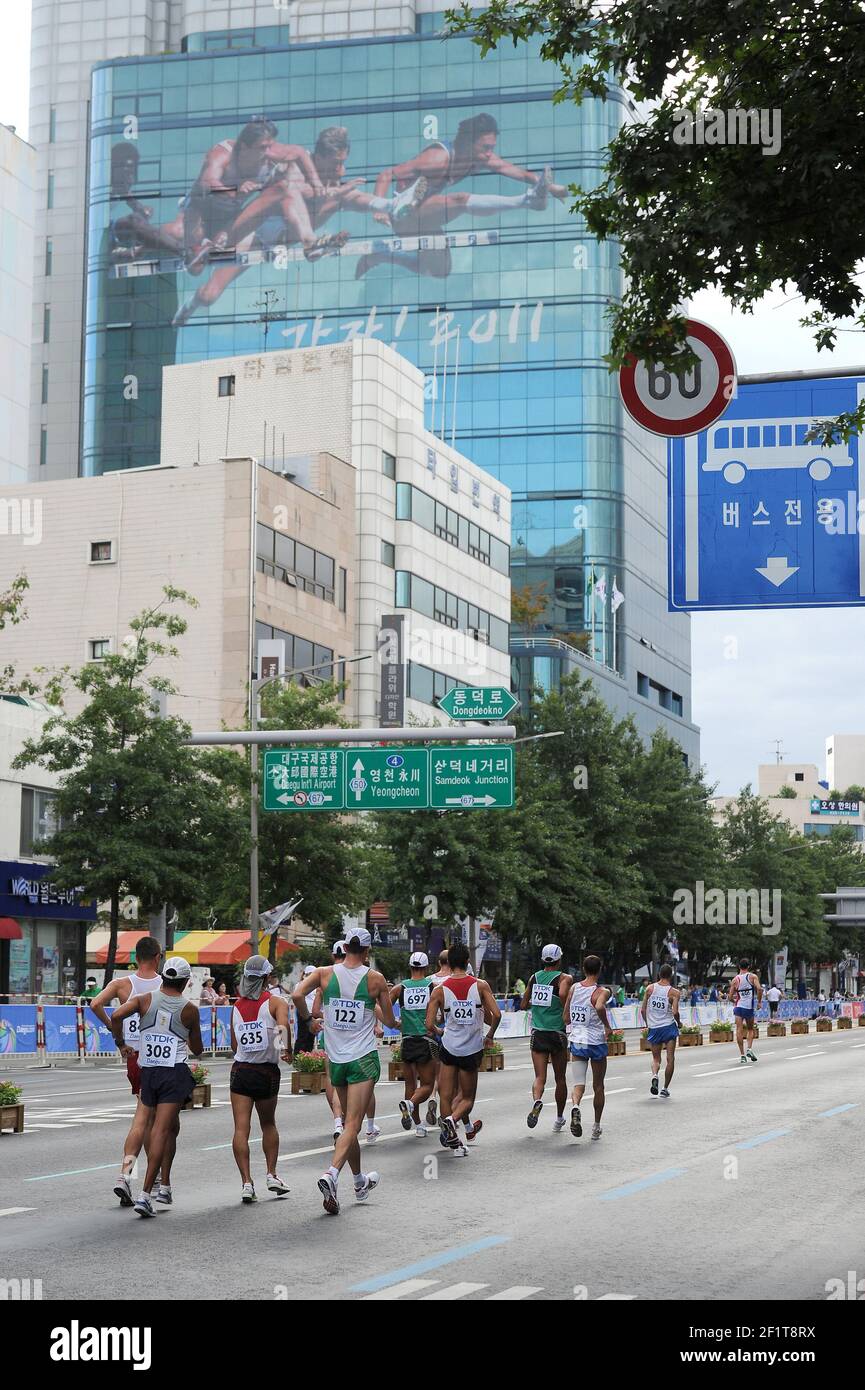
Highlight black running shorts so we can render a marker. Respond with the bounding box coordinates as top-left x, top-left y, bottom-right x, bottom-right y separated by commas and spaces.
438, 1044, 483, 1072
531, 1028, 568, 1055
230, 1062, 281, 1100
401, 1034, 437, 1065
140, 1063, 195, 1108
